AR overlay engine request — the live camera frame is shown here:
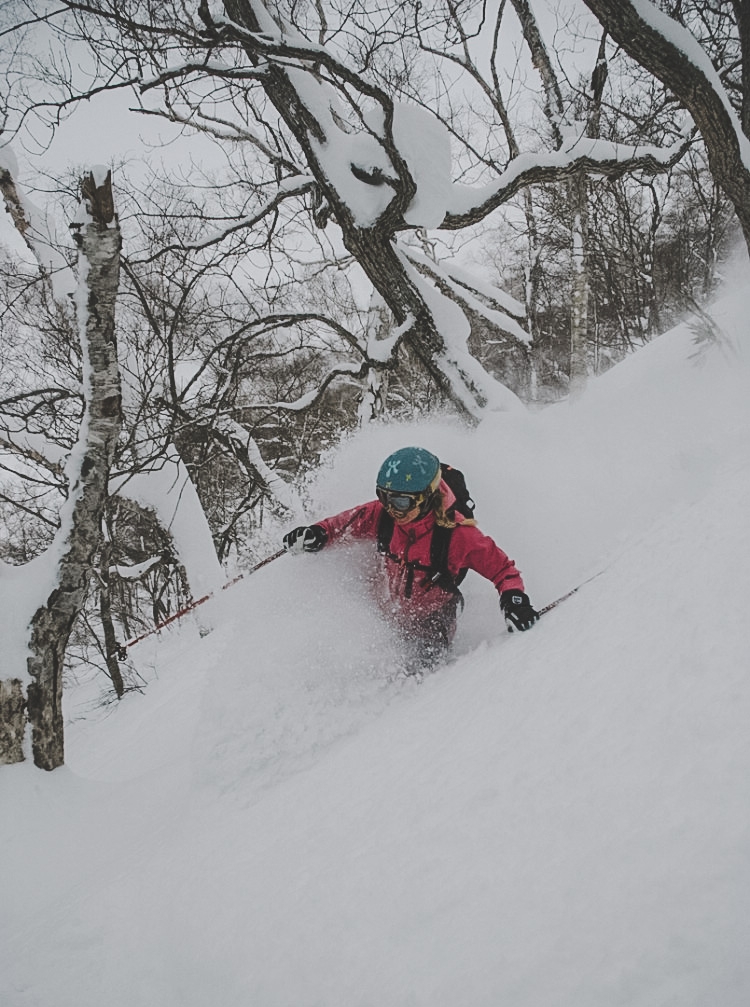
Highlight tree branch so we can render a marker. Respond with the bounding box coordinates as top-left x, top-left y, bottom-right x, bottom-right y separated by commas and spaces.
441, 137, 693, 229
